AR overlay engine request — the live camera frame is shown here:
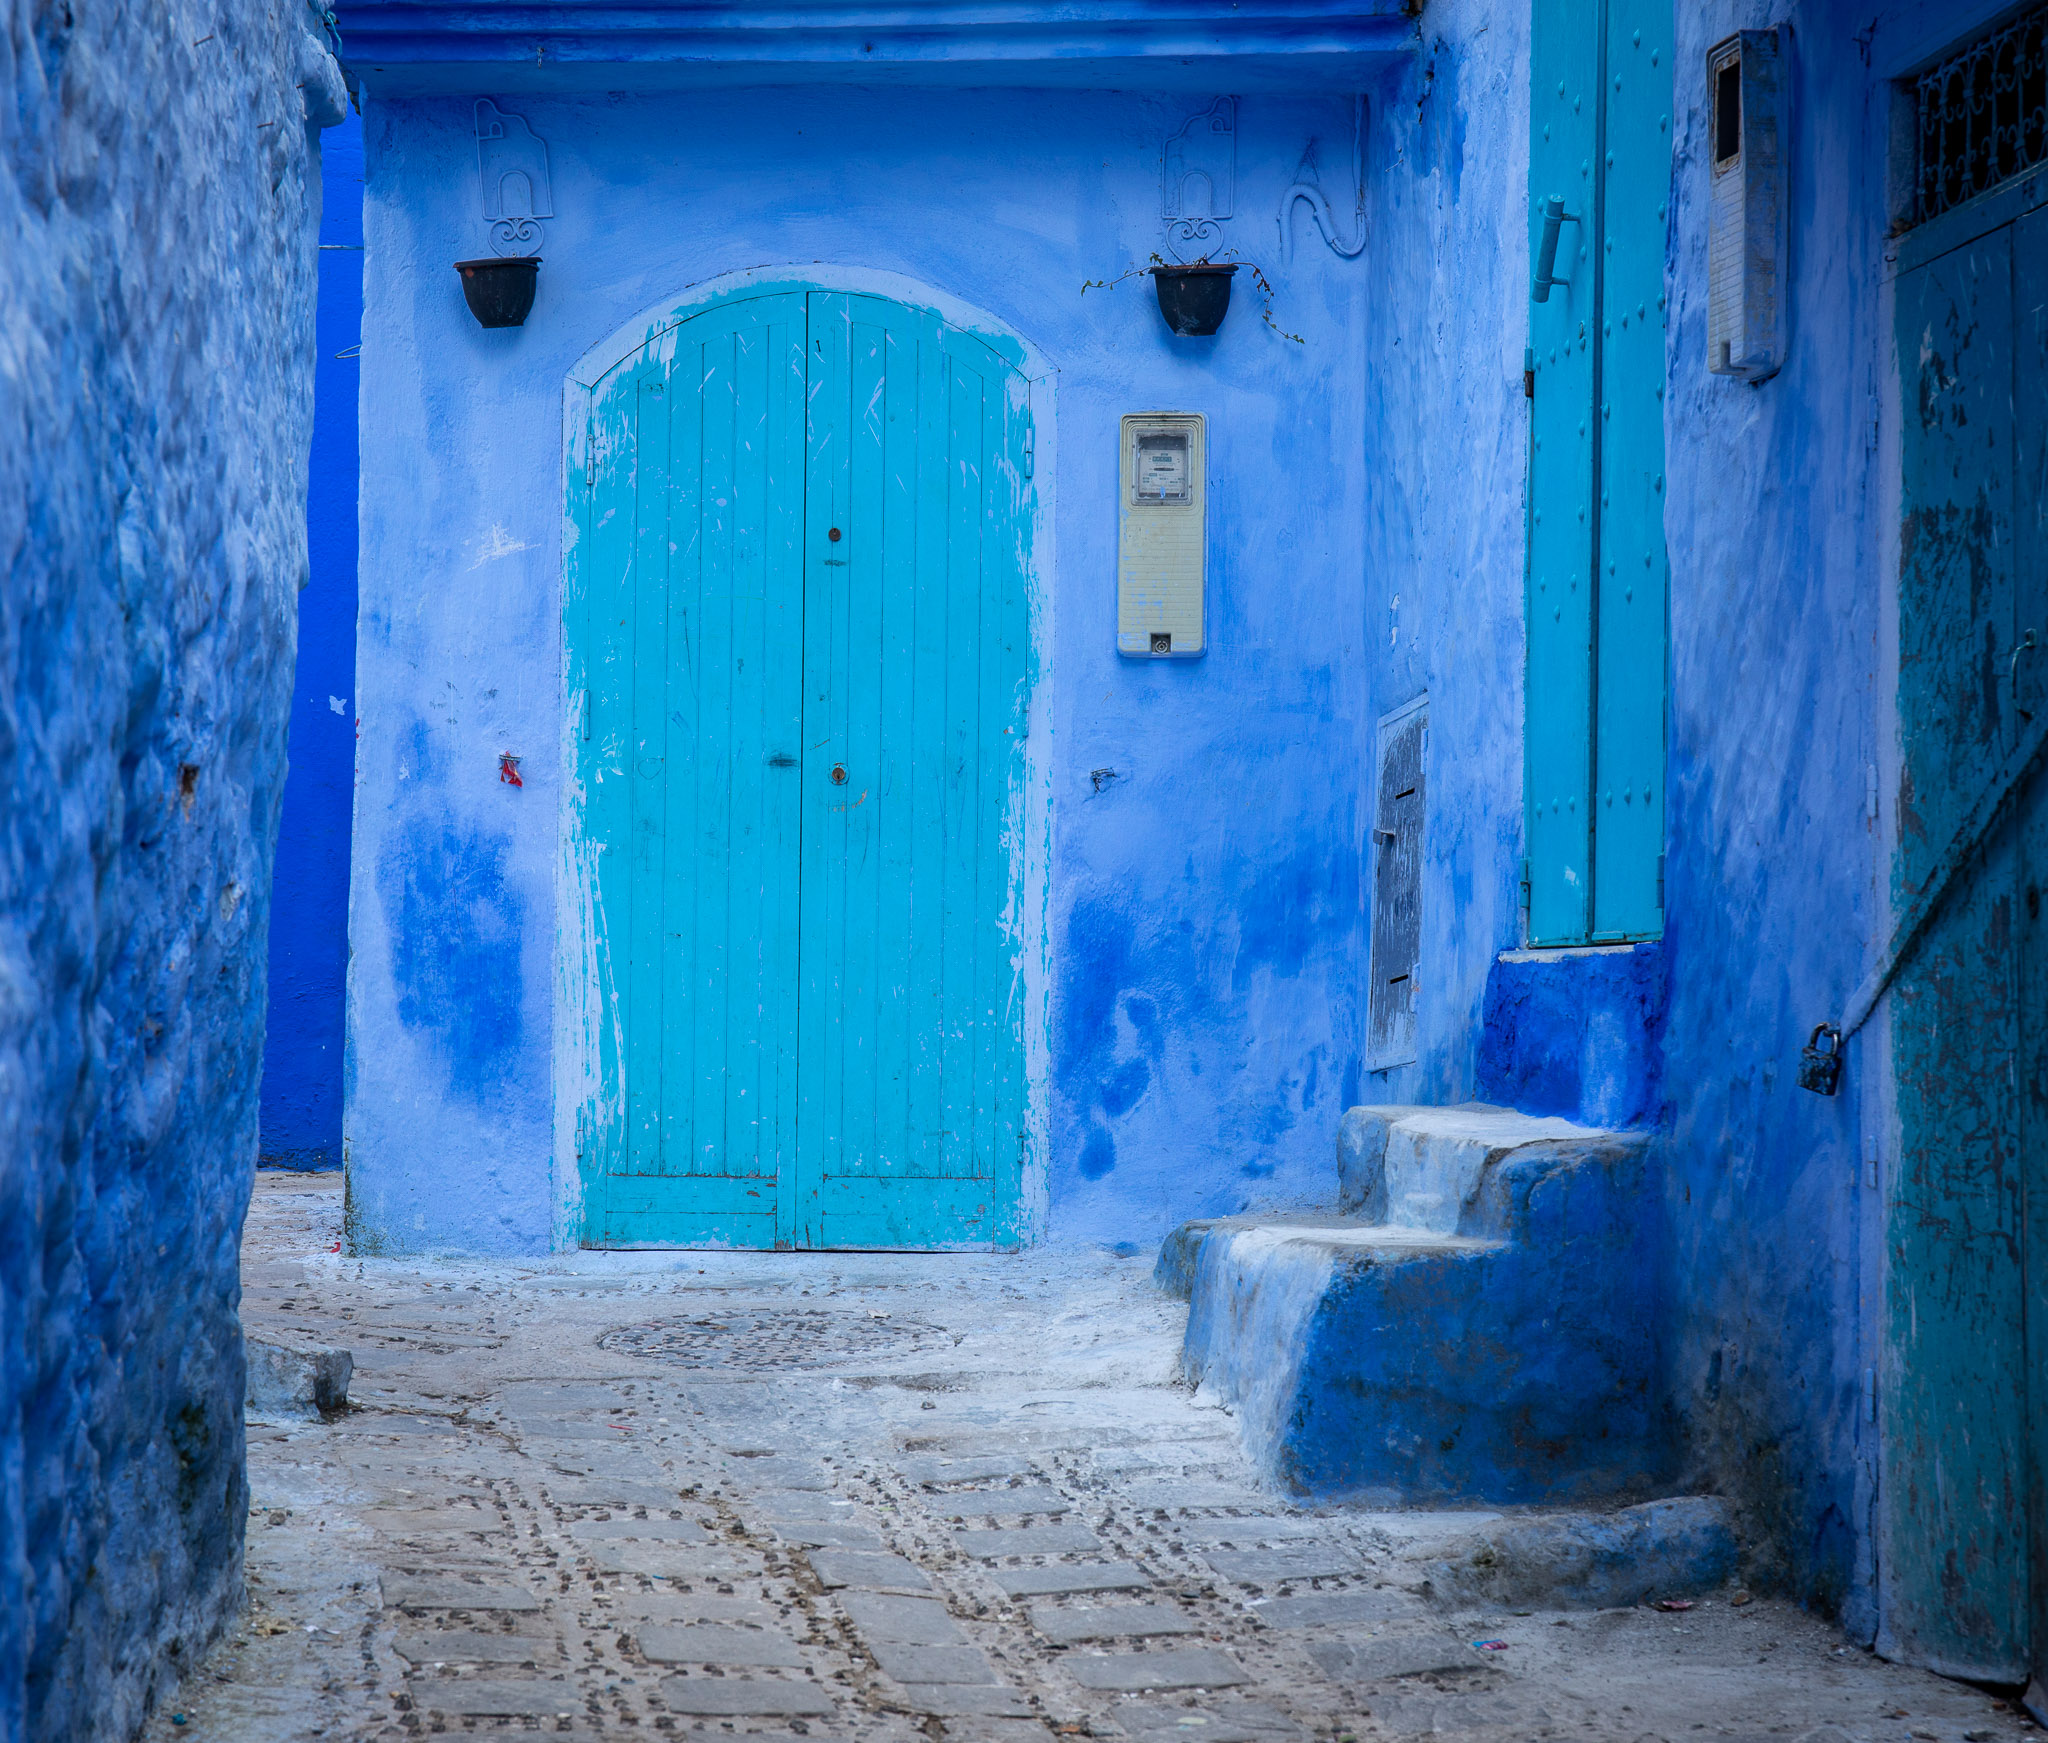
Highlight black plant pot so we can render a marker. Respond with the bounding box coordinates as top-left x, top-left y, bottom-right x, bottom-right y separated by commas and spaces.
455, 256, 540, 329
1150, 263, 1239, 337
